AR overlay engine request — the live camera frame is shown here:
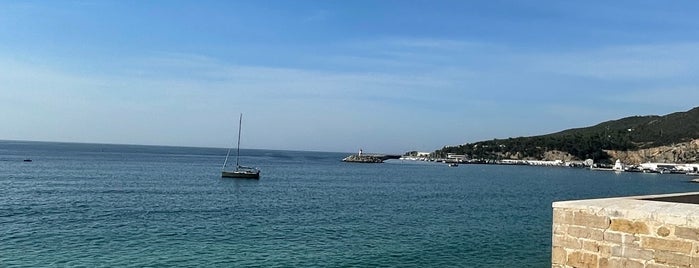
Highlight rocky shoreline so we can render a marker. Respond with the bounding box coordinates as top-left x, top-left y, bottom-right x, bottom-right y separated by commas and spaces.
483, 139, 699, 165
605, 139, 699, 164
